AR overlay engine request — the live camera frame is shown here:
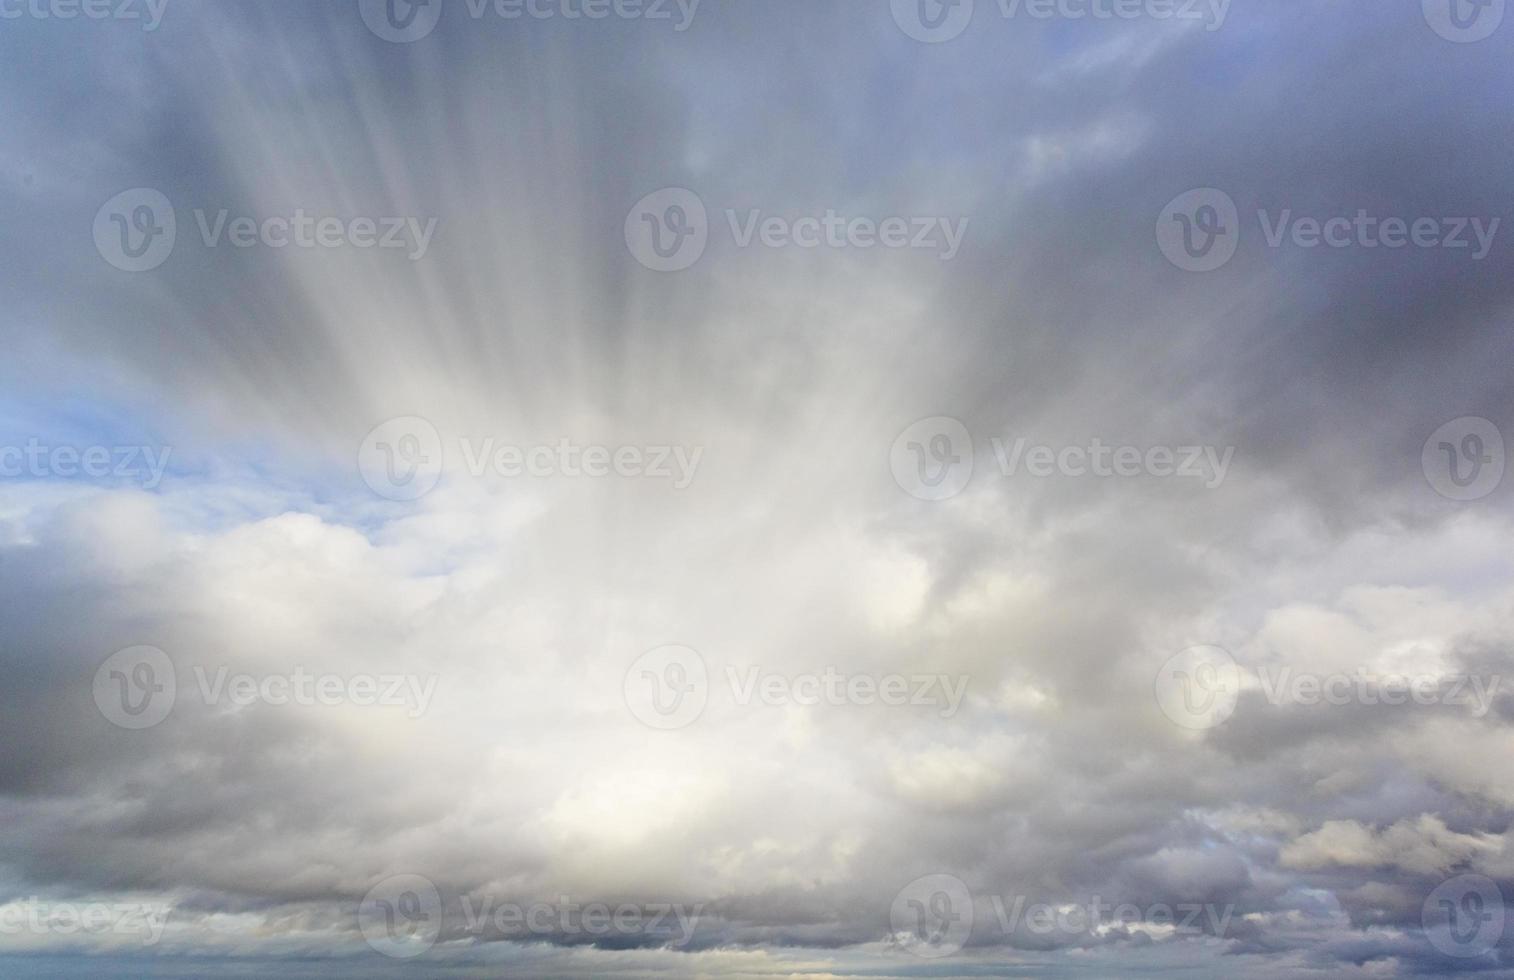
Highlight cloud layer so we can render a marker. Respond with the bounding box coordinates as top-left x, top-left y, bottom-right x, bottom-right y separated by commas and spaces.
1, 1, 1512, 976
